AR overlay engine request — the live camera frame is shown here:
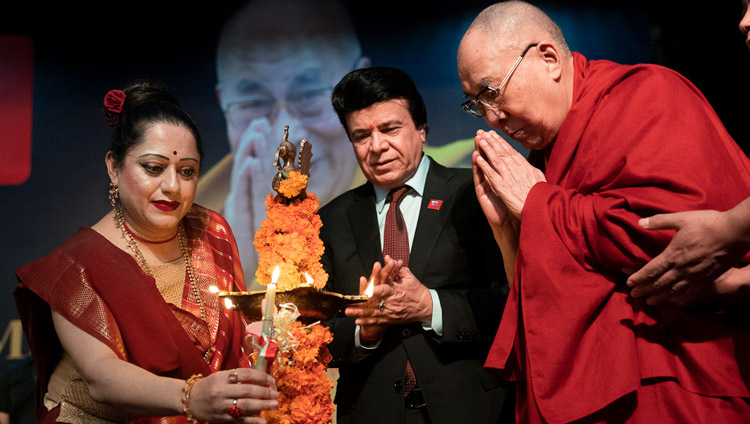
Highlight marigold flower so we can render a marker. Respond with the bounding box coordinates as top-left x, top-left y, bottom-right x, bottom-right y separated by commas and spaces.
277, 171, 309, 198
